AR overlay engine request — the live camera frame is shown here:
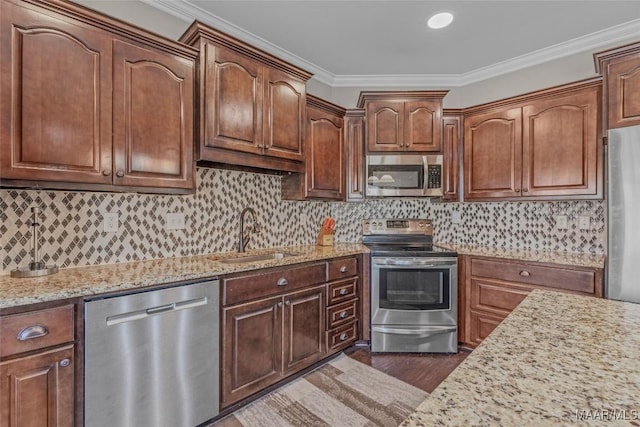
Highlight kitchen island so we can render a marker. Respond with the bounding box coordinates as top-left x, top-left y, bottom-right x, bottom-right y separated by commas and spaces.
402, 289, 640, 425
